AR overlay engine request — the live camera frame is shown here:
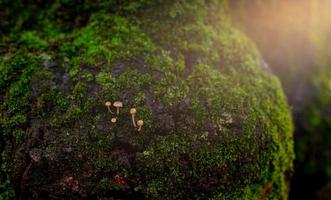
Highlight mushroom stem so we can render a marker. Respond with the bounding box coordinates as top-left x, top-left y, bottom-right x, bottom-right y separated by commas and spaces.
130, 108, 137, 127
116, 108, 120, 115
137, 126, 142, 131
107, 106, 113, 113
105, 101, 113, 113
132, 115, 137, 127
